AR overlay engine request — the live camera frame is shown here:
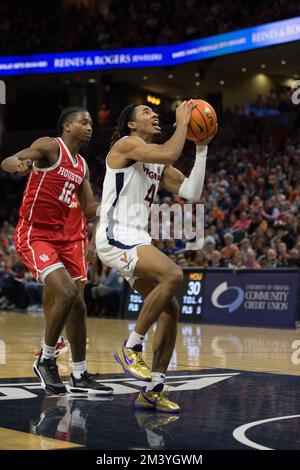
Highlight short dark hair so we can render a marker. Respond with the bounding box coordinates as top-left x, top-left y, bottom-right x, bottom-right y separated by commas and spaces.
57, 106, 87, 135
110, 103, 138, 148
